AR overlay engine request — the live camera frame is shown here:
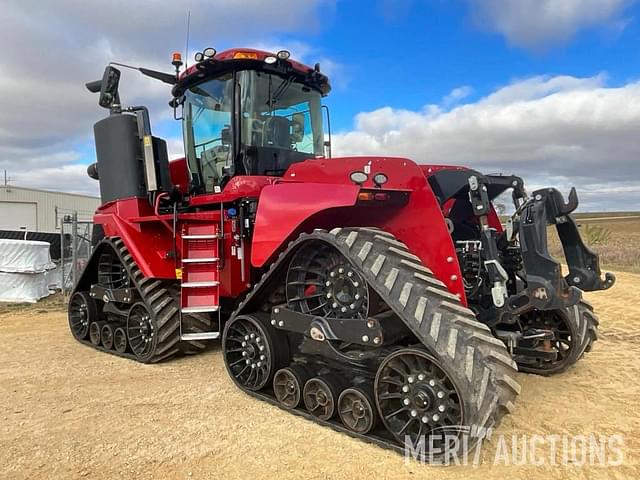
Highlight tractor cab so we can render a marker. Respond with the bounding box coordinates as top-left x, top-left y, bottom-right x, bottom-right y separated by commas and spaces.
172, 49, 331, 194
